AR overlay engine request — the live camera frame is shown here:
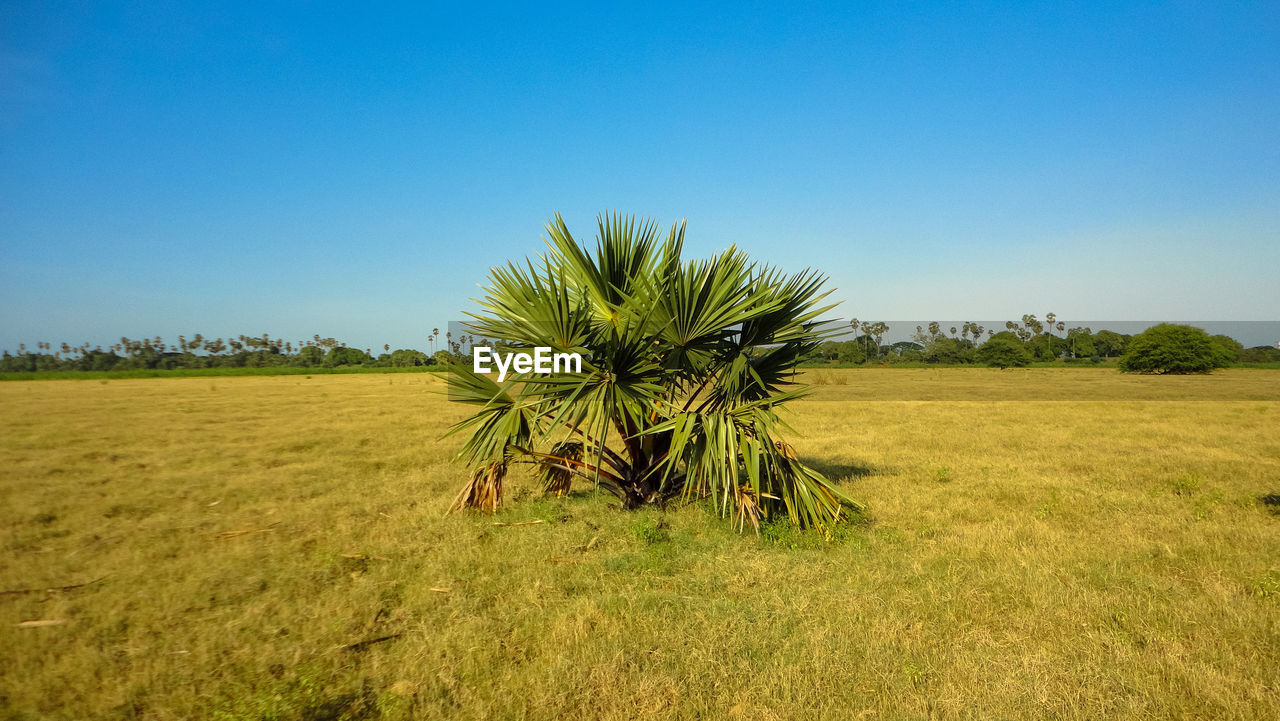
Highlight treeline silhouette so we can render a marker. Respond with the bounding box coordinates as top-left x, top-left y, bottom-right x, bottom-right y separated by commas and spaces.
0, 330, 468, 373
3, 317, 1276, 374
808, 314, 1280, 365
